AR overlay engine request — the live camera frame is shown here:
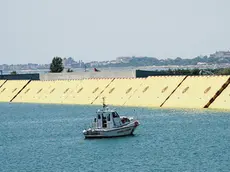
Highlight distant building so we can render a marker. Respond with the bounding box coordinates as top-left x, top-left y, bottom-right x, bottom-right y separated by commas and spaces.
62, 57, 85, 68
133, 56, 146, 59
210, 51, 230, 58
116, 57, 132, 63
90, 61, 100, 67
63, 57, 75, 67
110, 60, 118, 64
197, 62, 208, 65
